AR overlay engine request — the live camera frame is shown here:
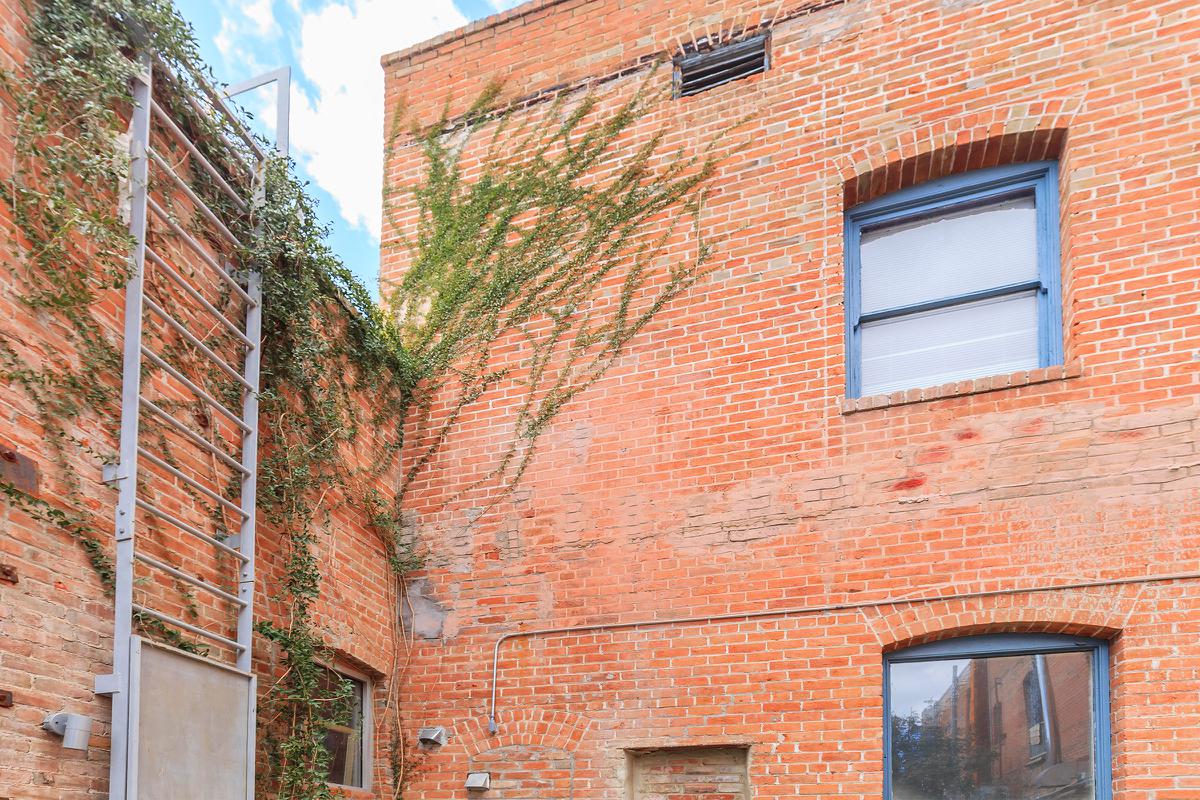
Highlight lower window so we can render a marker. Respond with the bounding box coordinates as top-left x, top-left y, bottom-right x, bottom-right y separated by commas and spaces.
884, 634, 1110, 800
320, 666, 370, 789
